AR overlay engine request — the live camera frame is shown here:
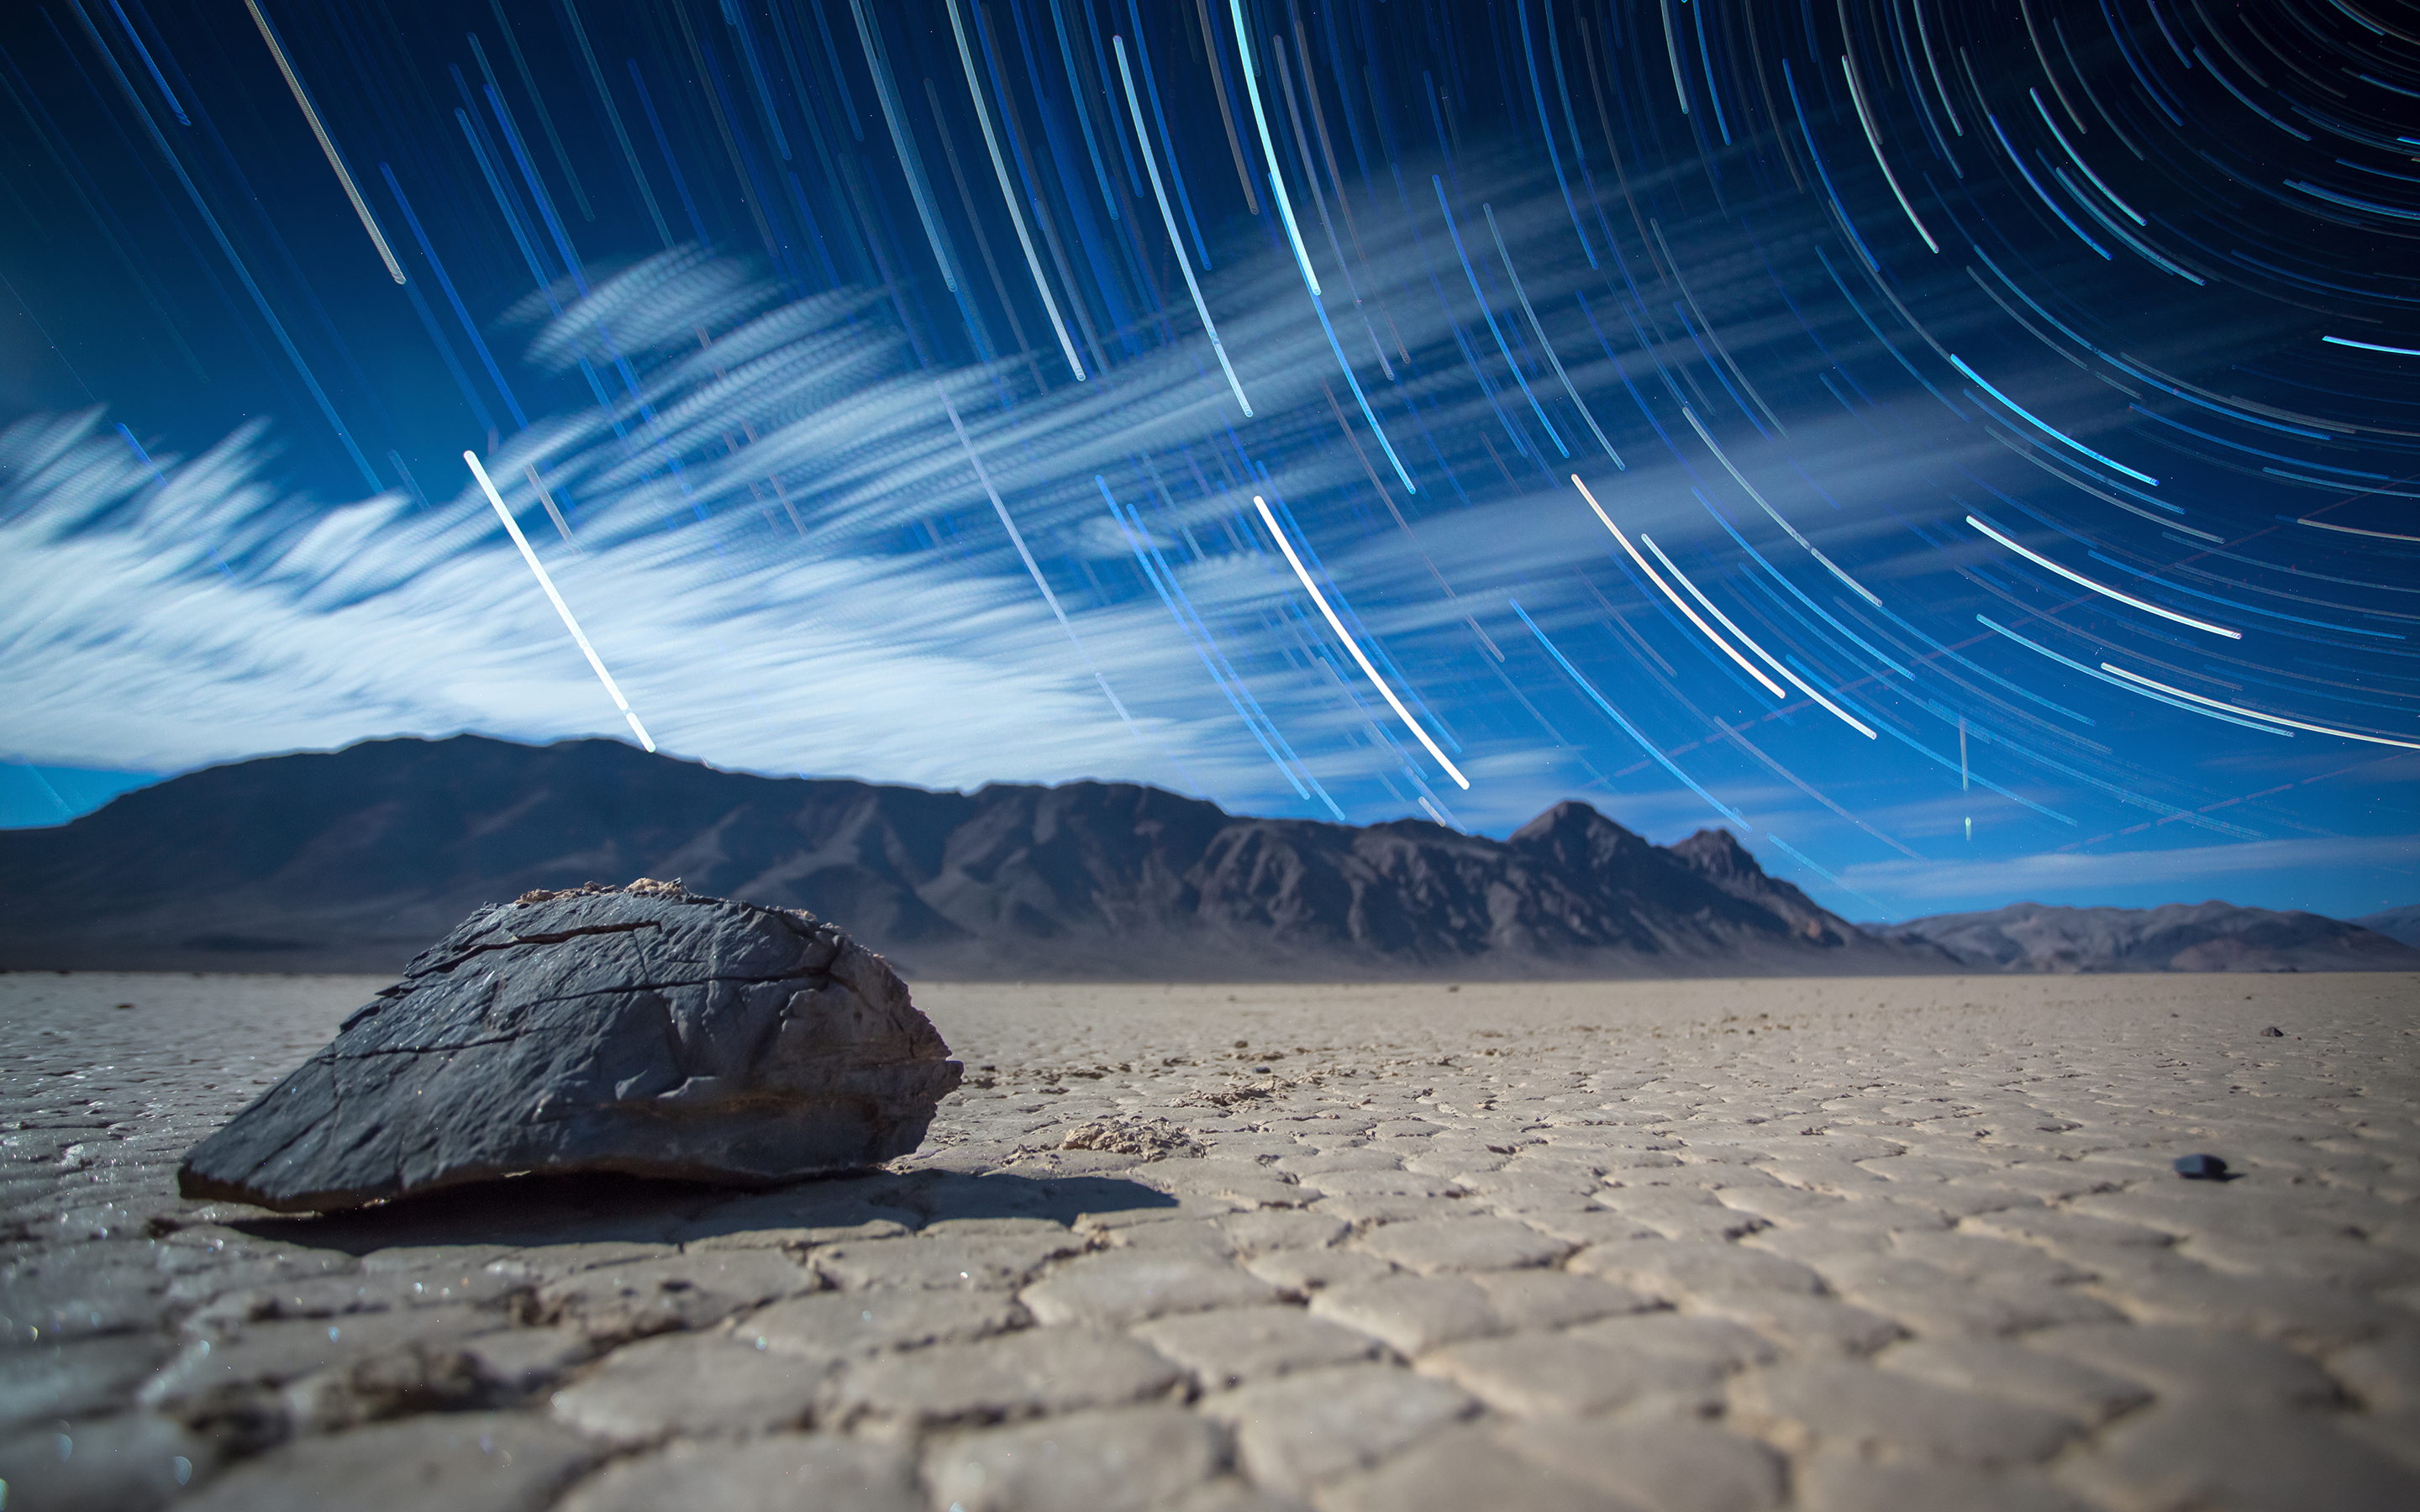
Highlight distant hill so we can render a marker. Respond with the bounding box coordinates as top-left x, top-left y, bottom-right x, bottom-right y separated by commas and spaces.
2354, 904, 2420, 952
1873, 900, 2420, 974
0, 735, 1940, 980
